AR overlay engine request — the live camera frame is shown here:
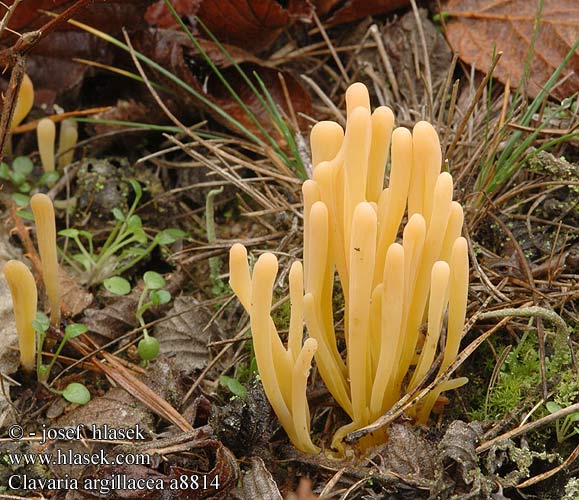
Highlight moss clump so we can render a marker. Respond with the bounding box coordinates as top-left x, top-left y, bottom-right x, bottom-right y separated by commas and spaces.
470, 325, 578, 427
